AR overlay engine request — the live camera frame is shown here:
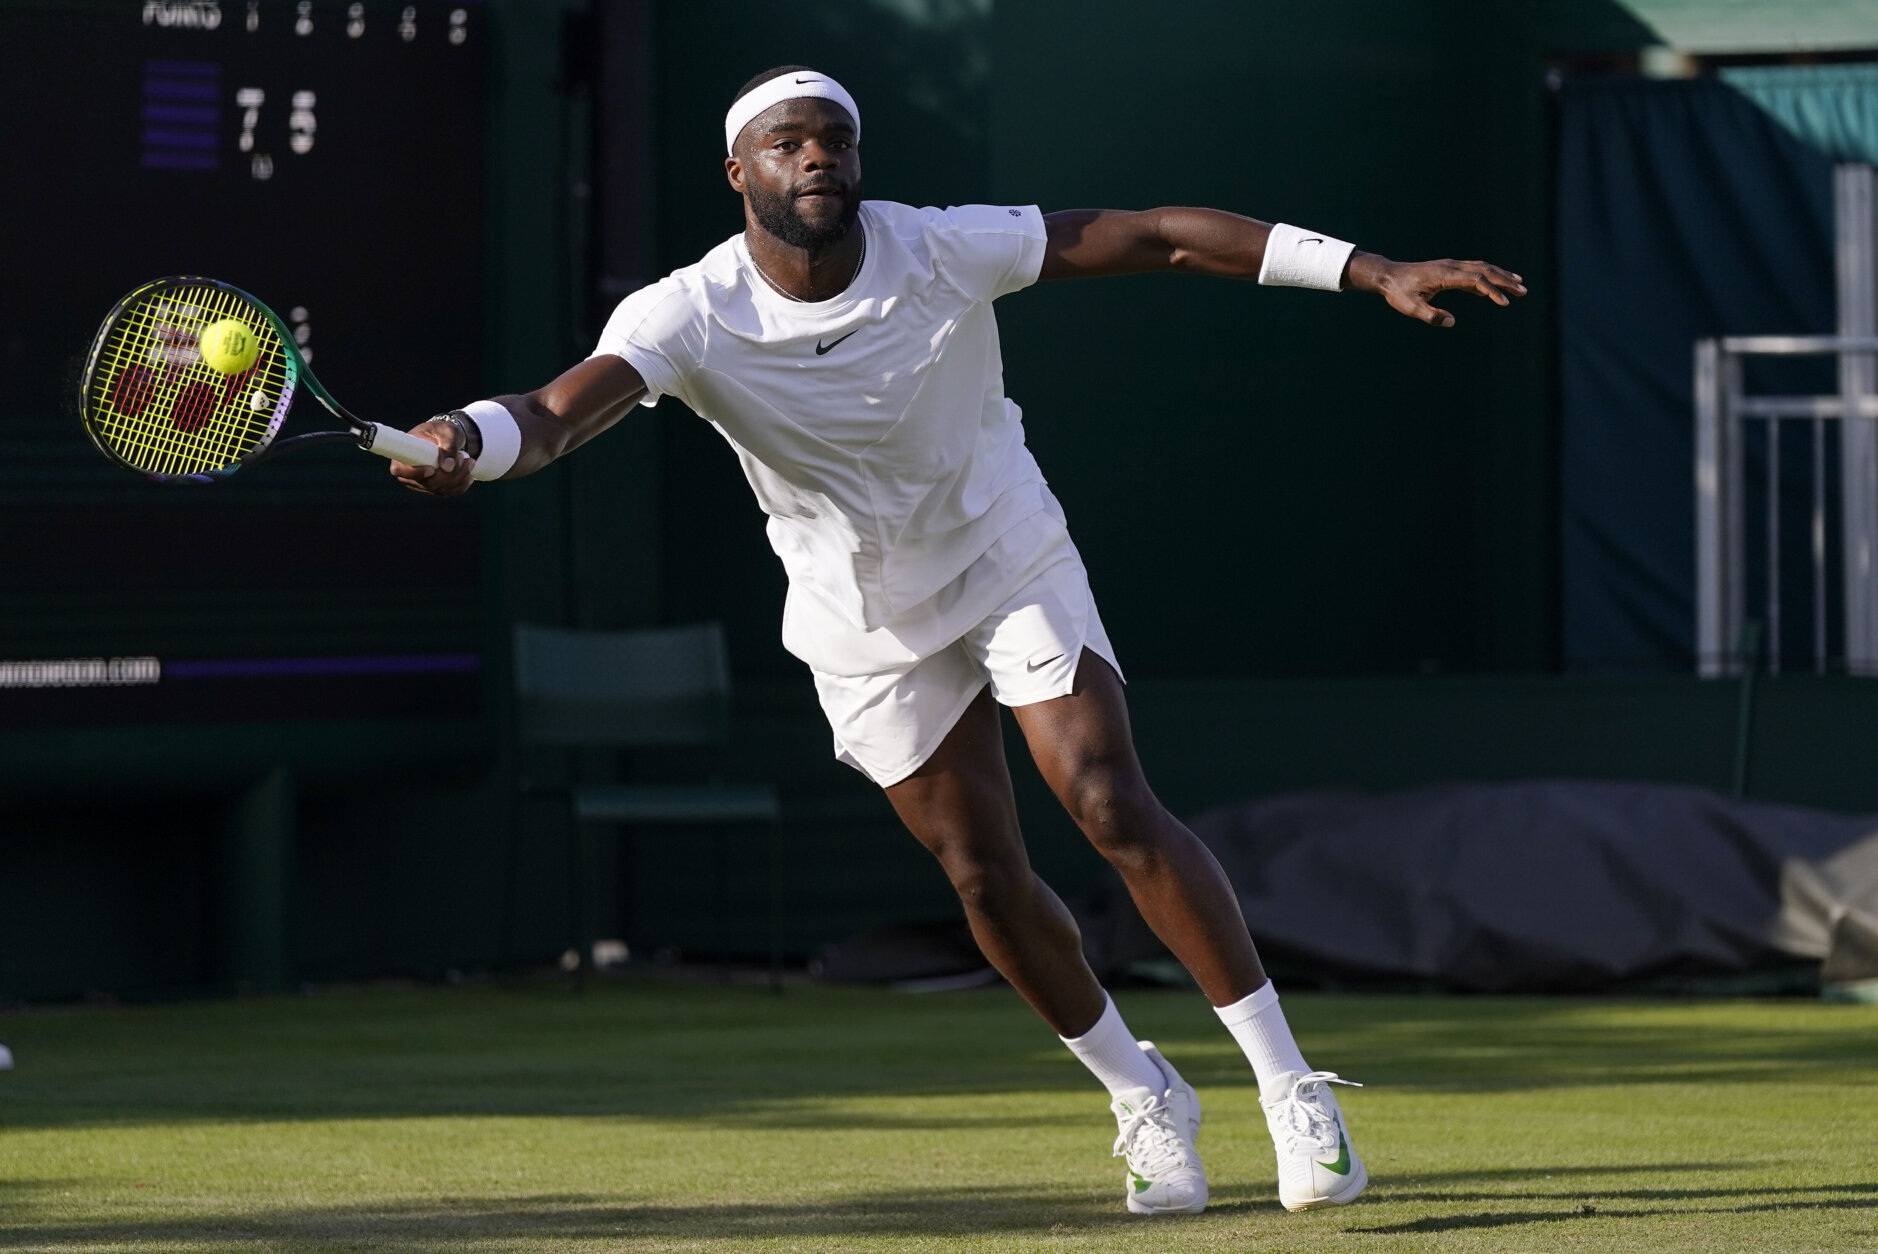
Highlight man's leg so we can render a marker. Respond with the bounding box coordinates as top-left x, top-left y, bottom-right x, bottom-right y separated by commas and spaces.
1012, 653, 1367, 1210
882, 685, 1102, 1037
1009, 654, 1264, 1005
883, 684, 1206, 1214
